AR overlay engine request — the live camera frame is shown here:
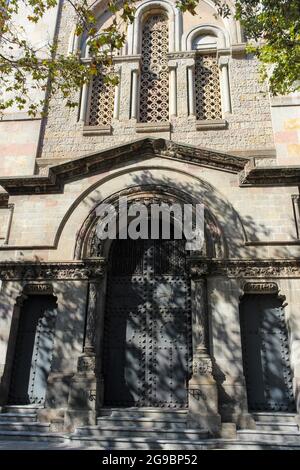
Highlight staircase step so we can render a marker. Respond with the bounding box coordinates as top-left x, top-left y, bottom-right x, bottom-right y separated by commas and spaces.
0, 422, 50, 433
96, 416, 186, 430
0, 430, 65, 442
252, 412, 296, 424
2, 406, 43, 415
0, 413, 37, 423
99, 408, 188, 421
72, 425, 209, 441
68, 435, 224, 450
237, 430, 300, 444
255, 422, 299, 432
